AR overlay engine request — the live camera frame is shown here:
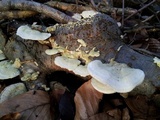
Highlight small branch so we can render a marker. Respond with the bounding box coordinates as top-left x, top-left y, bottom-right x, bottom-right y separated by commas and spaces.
124, 25, 160, 33
46, 1, 93, 13
47, 1, 137, 16
121, 0, 125, 28
132, 47, 160, 58
100, 7, 137, 15
124, 0, 156, 21
0, 0, 77, 23
0, 10, 37, 20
